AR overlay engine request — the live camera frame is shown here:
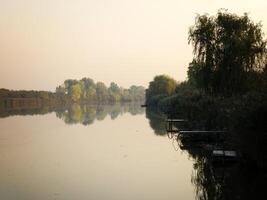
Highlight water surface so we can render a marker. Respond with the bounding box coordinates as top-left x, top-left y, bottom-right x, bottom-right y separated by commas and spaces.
0, 104, 195, 200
